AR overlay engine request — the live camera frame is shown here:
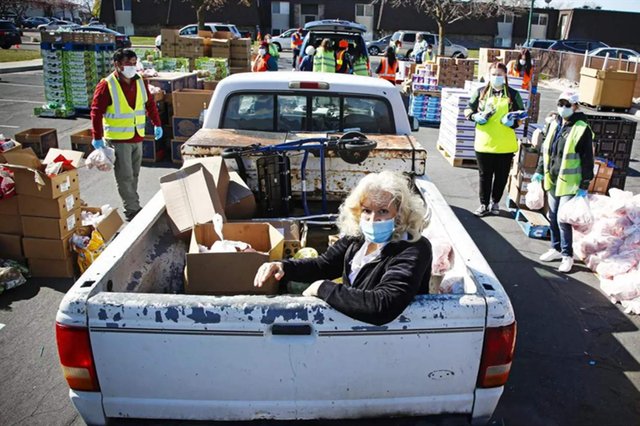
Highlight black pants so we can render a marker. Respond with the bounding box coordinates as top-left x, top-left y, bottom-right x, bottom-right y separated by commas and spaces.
292, 48, 300, 68
475, 152, 513, 206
